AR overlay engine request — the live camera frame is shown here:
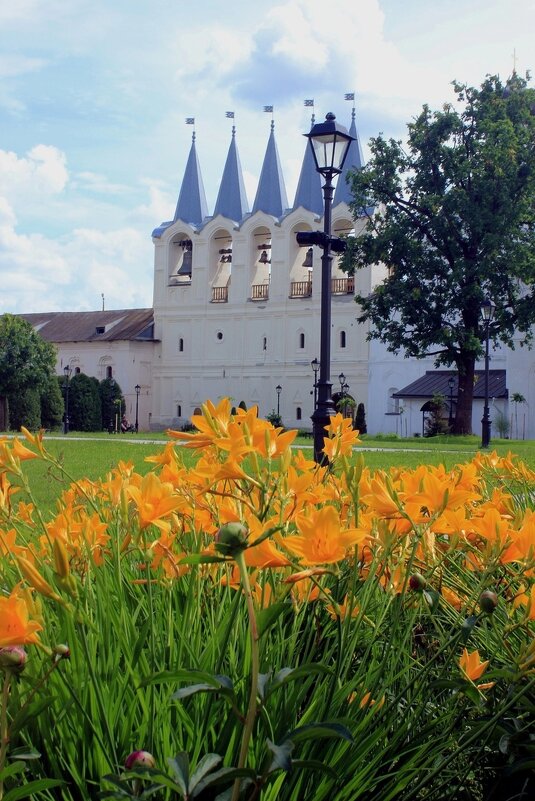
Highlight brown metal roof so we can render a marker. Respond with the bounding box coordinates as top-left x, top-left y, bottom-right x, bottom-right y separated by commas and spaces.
393, 370, 508, 400
19, 309, 156, 343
